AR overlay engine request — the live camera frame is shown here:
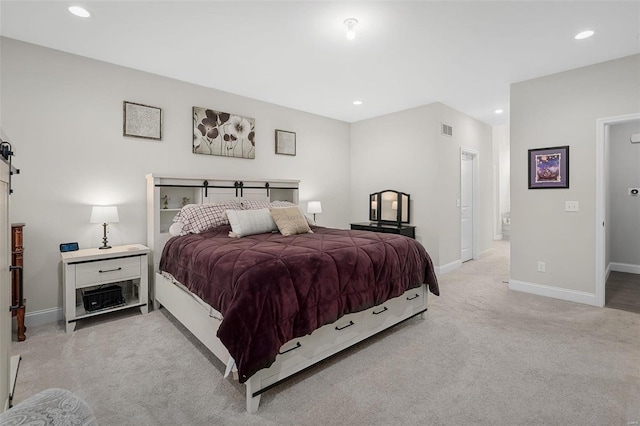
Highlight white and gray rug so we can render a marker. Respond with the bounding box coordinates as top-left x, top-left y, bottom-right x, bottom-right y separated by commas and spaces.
11, 241, 640, 425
